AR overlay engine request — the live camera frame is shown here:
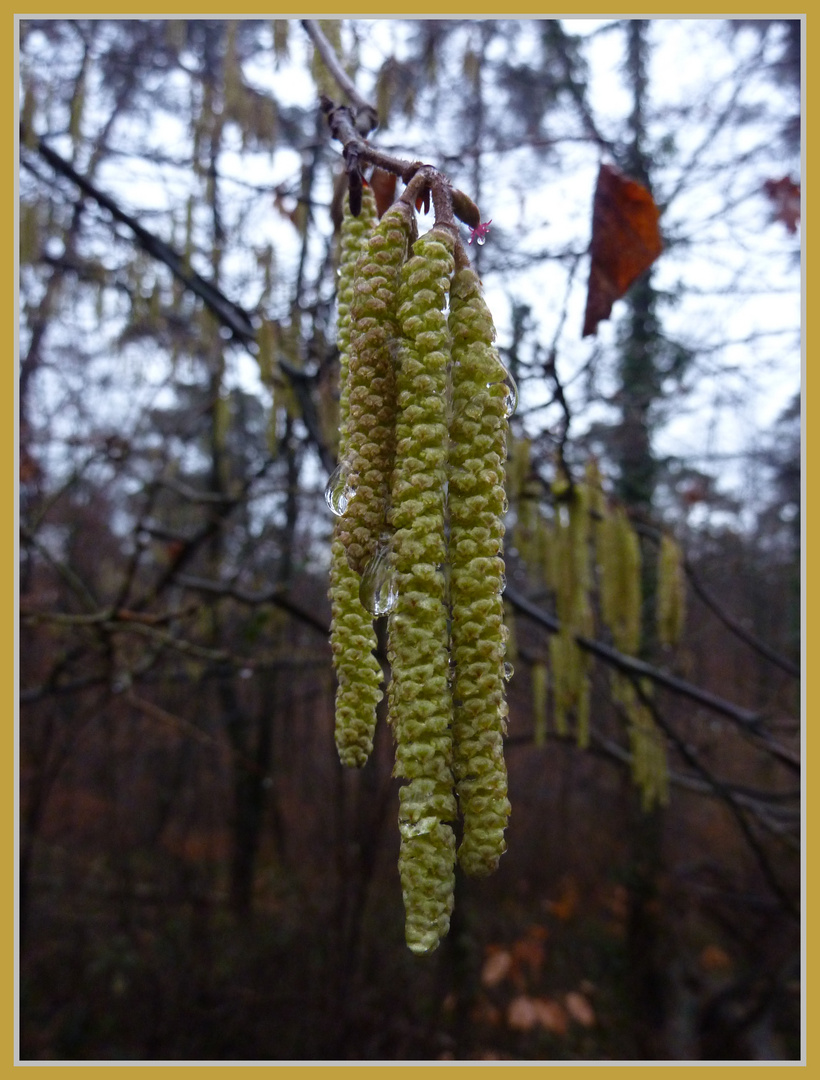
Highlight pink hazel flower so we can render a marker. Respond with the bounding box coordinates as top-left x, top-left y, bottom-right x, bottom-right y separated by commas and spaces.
468, 219, 492, 246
